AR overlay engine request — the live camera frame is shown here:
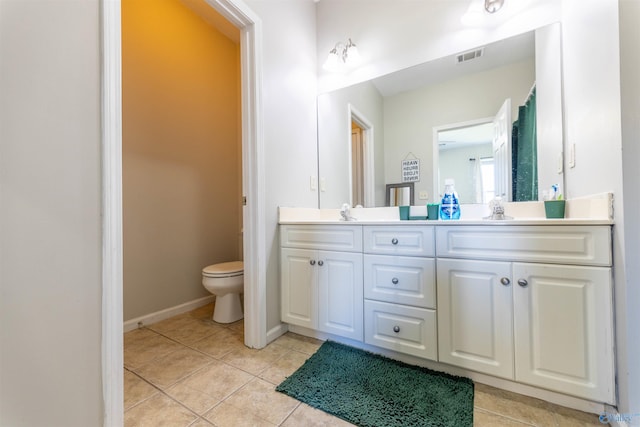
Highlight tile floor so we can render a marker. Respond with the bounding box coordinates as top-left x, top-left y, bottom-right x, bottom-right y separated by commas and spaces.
124, 303, 605, 426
